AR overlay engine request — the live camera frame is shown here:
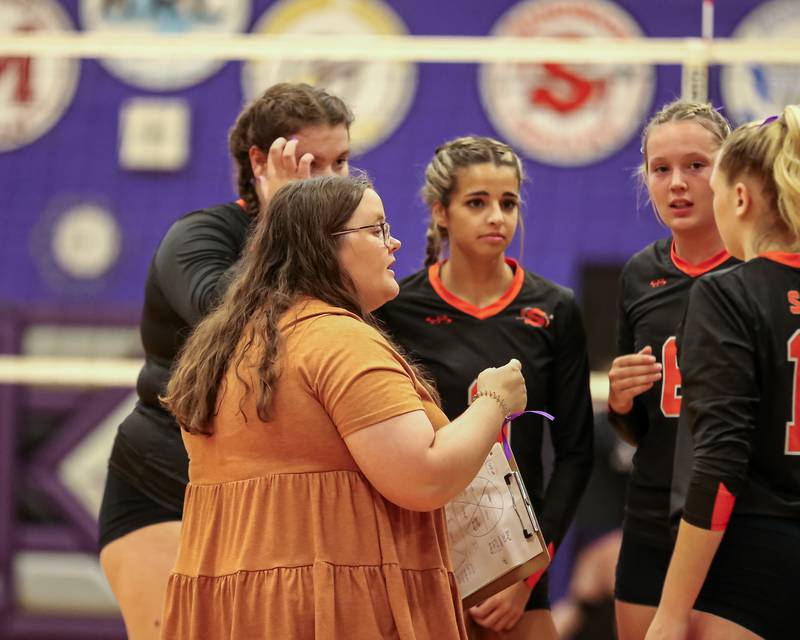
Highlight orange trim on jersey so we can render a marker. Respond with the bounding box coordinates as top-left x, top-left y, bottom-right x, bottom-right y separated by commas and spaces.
670, 240, 730, 277
428, 258, 525, 320
759, 251, 800, 268
710, 481, 736, 532
235, 198, 247, 210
